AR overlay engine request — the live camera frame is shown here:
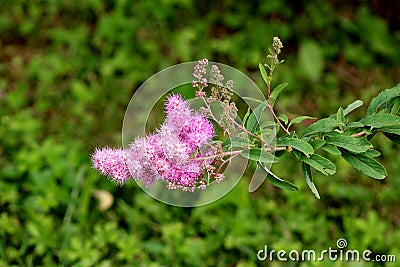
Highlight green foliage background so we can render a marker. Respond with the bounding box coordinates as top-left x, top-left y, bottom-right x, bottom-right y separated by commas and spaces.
1, 1, 399, 266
